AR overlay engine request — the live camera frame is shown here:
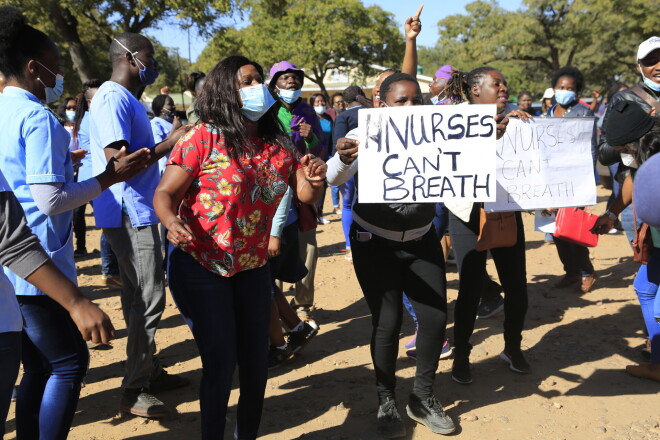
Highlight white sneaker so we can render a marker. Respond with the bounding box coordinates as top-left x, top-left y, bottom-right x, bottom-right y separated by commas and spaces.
318, 216, 330, 225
